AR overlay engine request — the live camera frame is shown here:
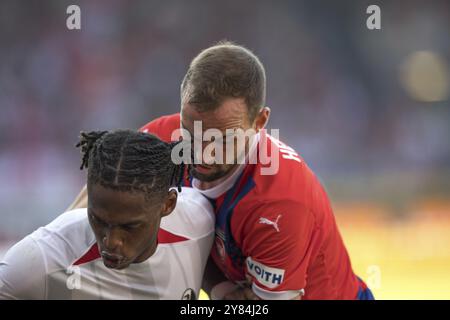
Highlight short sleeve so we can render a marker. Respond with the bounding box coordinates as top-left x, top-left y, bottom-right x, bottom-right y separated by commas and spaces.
0, 236, 47, 299
242, 200, 319, 300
